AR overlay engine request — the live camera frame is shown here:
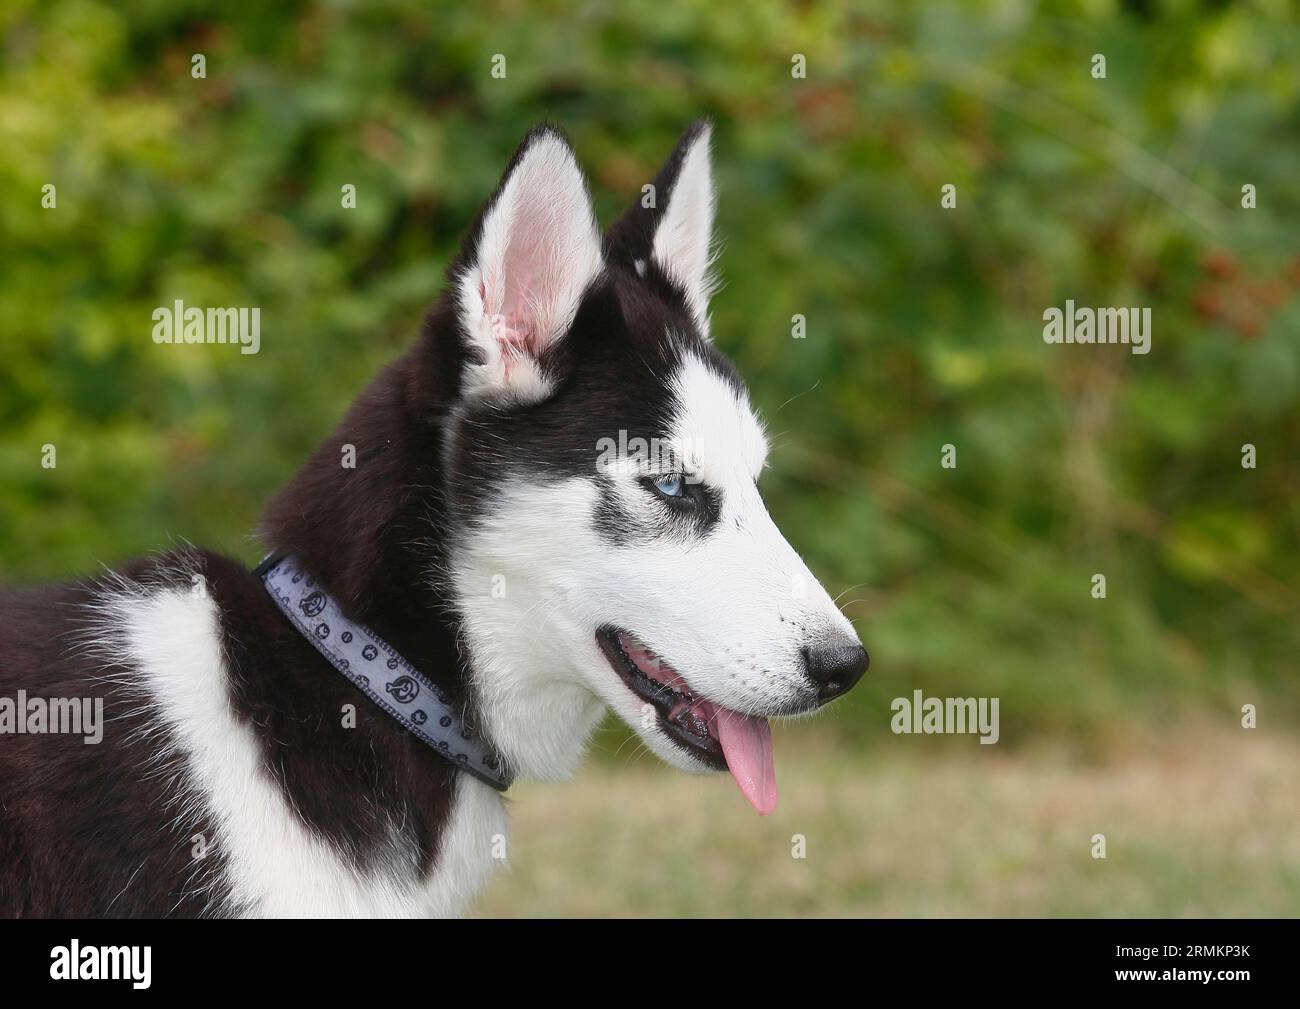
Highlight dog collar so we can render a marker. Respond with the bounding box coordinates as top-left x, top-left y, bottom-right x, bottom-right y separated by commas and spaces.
258, 554, 512, 792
